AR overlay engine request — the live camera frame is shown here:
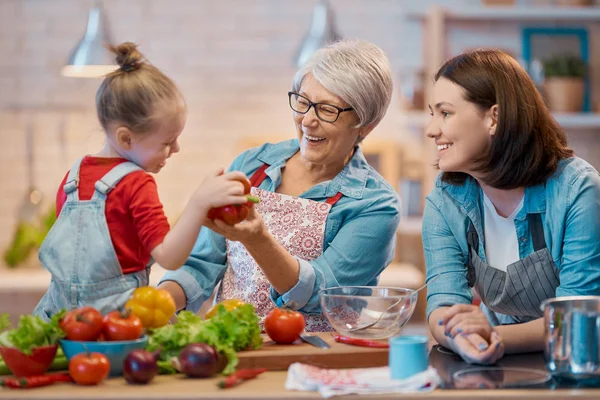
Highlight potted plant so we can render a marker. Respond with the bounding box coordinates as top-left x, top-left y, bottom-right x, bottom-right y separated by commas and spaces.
542, 54, 587, 113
